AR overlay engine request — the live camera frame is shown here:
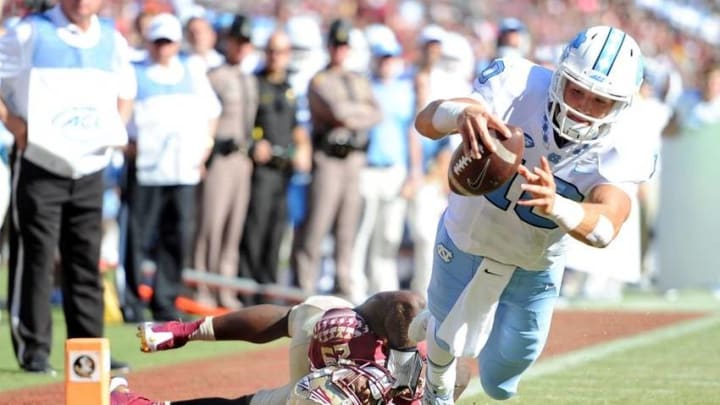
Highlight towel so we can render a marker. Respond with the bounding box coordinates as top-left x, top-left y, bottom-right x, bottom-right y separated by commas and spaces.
436, 259, 515, 357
